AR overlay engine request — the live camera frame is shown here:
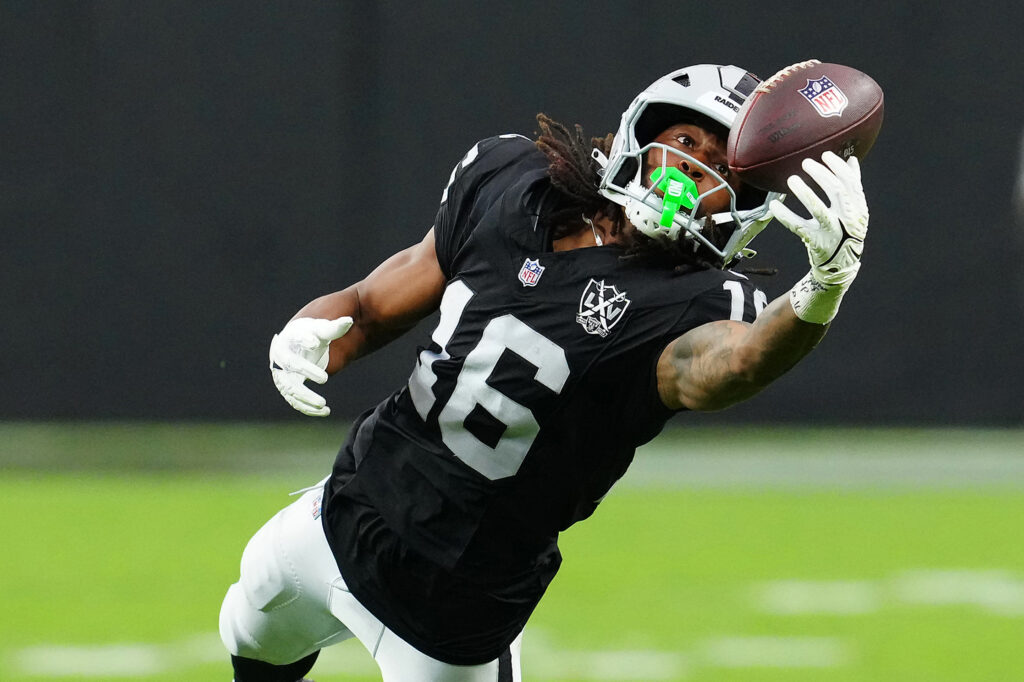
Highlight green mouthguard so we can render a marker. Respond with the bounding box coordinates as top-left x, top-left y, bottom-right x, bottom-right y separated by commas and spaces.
650, 167, 699, 228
